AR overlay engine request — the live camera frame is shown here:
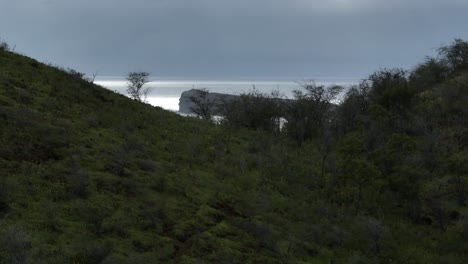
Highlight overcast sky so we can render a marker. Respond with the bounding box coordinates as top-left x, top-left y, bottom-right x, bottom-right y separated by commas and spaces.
1, 0, 468, 79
